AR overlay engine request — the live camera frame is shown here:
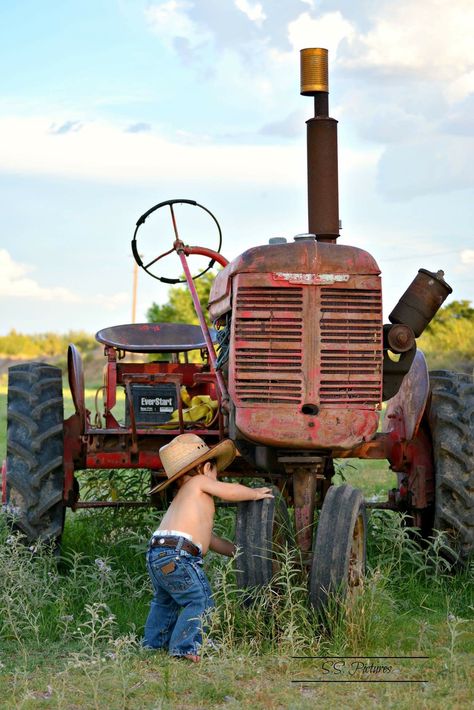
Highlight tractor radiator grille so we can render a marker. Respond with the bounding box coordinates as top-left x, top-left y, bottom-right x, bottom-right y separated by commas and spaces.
233, 287, 303, 403
319, 288, 382, 405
